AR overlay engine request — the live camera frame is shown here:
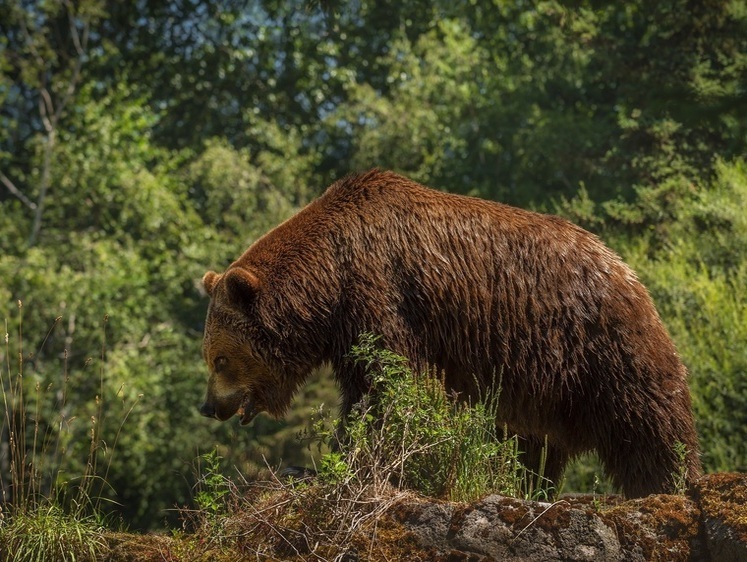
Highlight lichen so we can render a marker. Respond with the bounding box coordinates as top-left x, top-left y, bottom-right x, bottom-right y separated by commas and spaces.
694, 472, 747, 542
592, 493, 702, 561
